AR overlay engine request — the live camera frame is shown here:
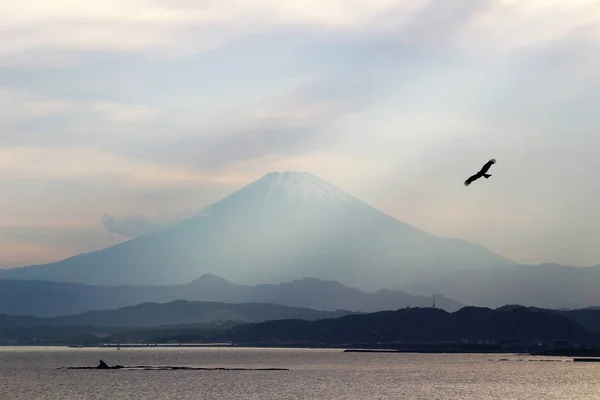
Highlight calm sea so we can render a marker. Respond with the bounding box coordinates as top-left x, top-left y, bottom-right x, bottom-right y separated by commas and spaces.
1, 347, 599, 399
